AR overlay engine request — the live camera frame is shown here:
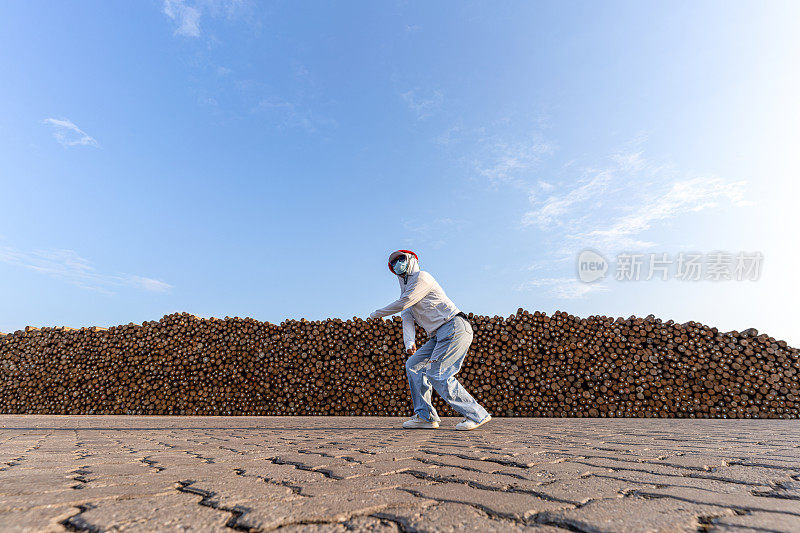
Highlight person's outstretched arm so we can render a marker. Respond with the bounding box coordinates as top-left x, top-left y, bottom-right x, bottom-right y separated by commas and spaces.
369, 273, 433, 319
401, 308, 416, 354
